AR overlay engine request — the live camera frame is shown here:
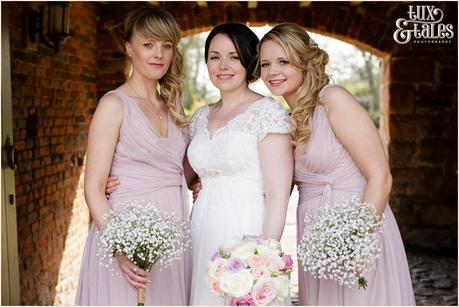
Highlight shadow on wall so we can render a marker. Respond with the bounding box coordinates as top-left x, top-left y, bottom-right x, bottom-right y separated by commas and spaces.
7, 2, 96, 304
